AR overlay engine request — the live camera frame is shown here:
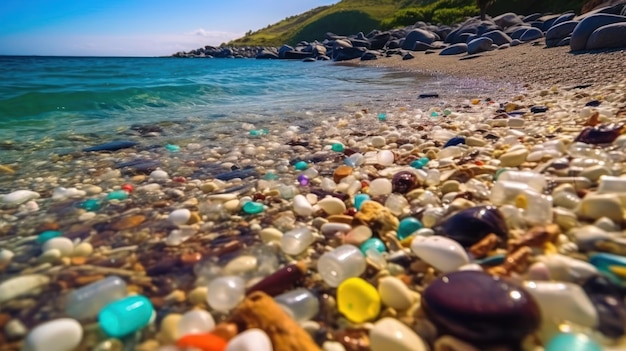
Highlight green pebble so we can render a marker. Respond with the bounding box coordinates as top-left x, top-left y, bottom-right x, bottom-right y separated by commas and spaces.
397, 217, 423, 240
242, 201, 264, 214
430, 111, 439, 117
545, 333, 602, 351
263, 172, 279, 180
378, 113, 387, 121
331, 143, 345, 152
165, 144, 180, 152
294, 161, 309, 171
81, 199, 101, 212
36, 230, 62, 244
107, 190, 129, 201
353, 194, 370, 211
360, 238, 386, 254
